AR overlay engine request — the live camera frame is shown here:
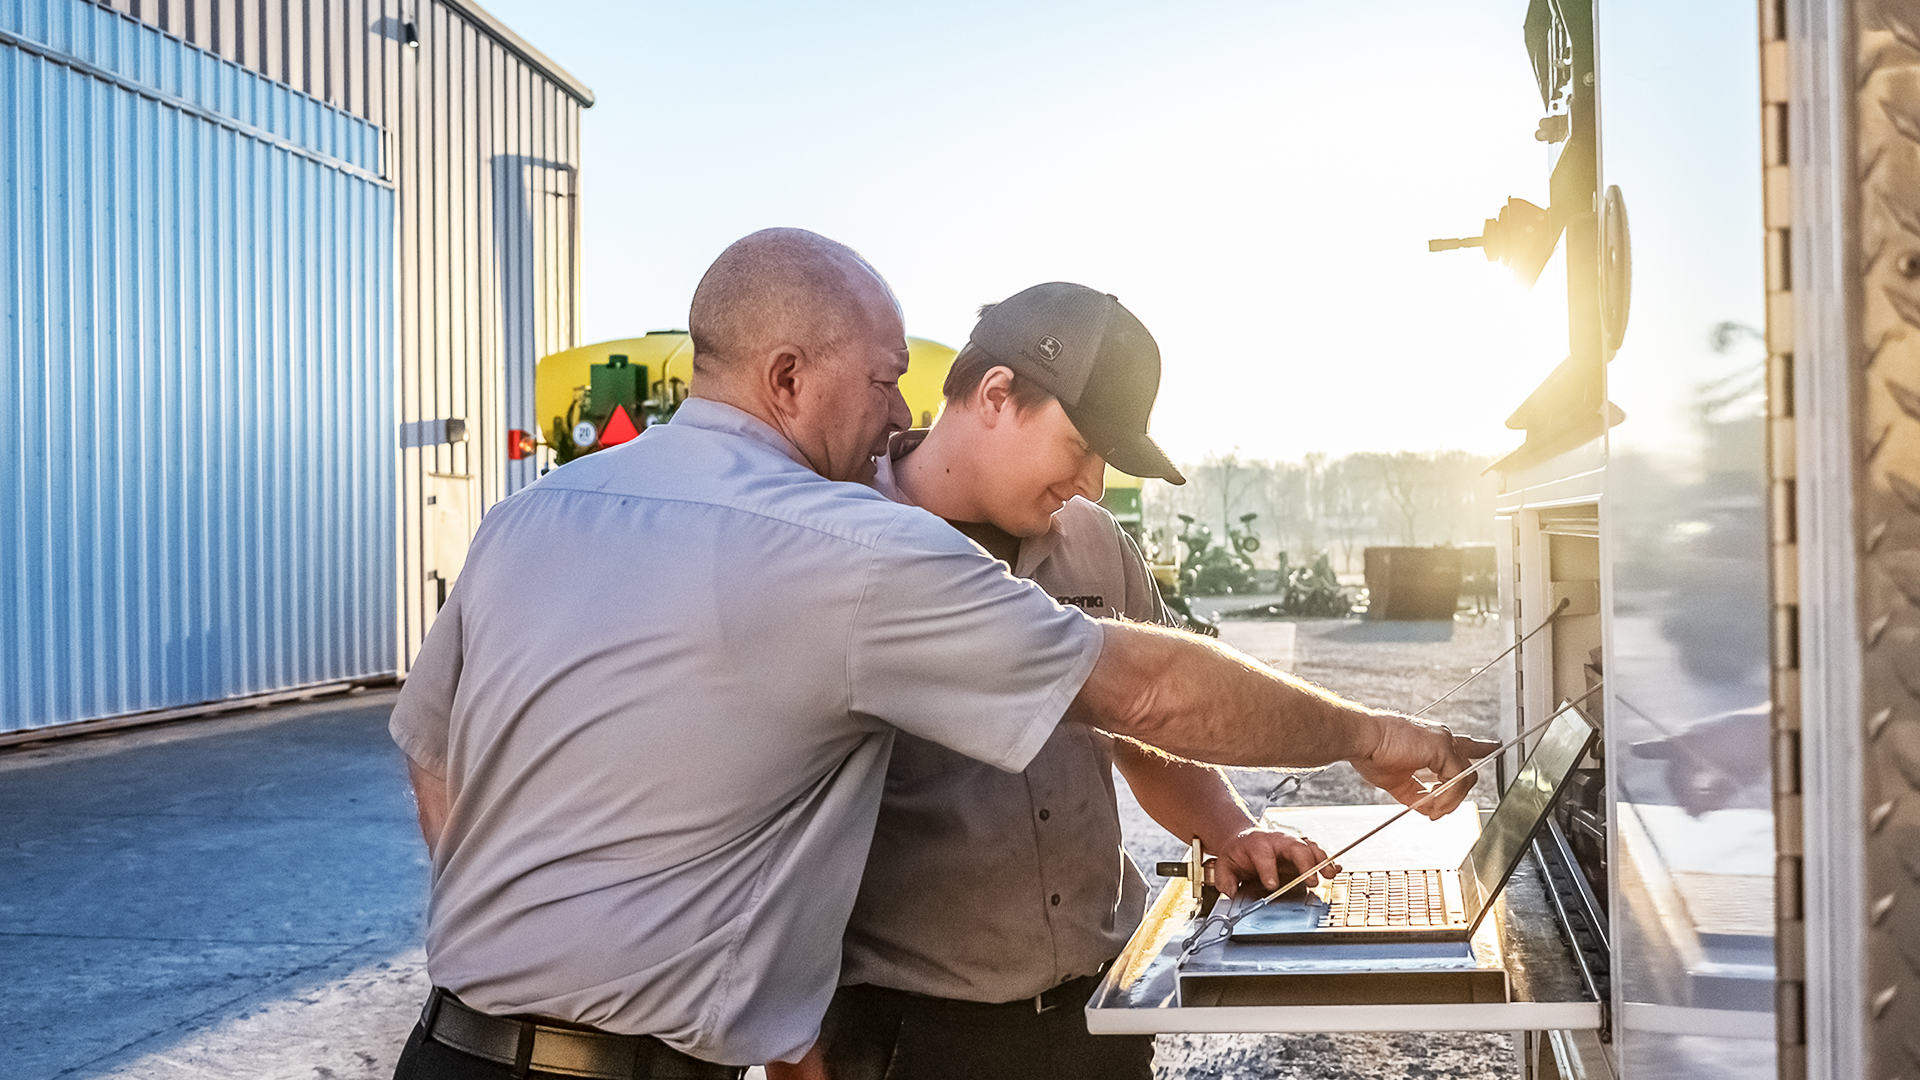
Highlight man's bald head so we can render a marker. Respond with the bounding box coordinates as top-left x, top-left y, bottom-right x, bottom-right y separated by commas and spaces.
684, 229, 913, 483
689, 228, 897, 382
